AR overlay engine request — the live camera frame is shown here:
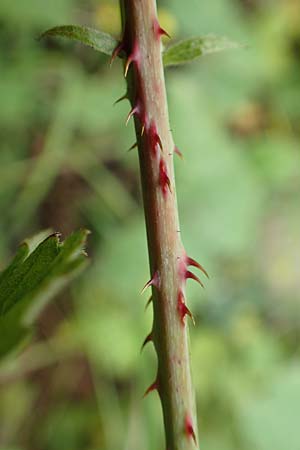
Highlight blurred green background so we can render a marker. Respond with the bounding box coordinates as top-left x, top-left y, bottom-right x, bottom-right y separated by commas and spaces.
1, 0, 300, 449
